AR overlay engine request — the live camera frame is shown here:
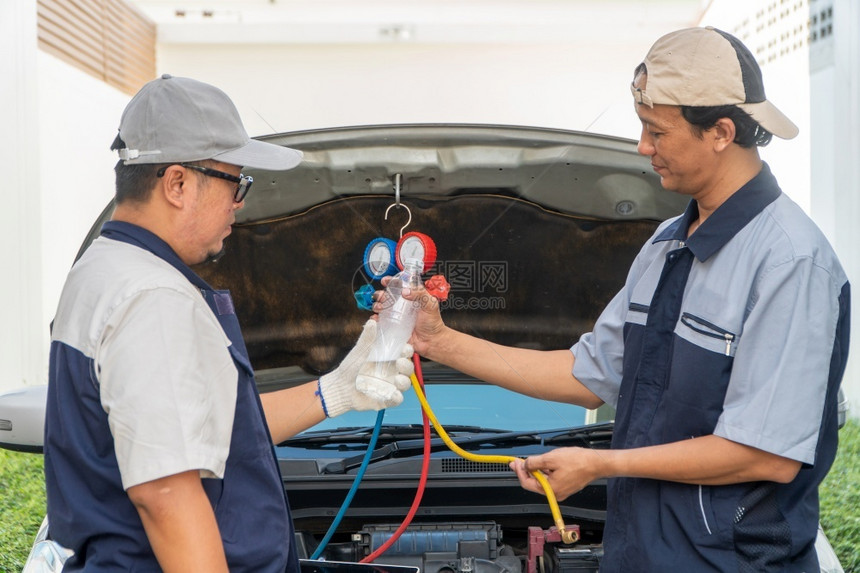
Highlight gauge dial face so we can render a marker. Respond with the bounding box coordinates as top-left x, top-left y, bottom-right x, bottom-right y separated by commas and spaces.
368, 242, 394, 275
363, 238, 398, 279
395, 232, 437, 271
398, 236, 425, 267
